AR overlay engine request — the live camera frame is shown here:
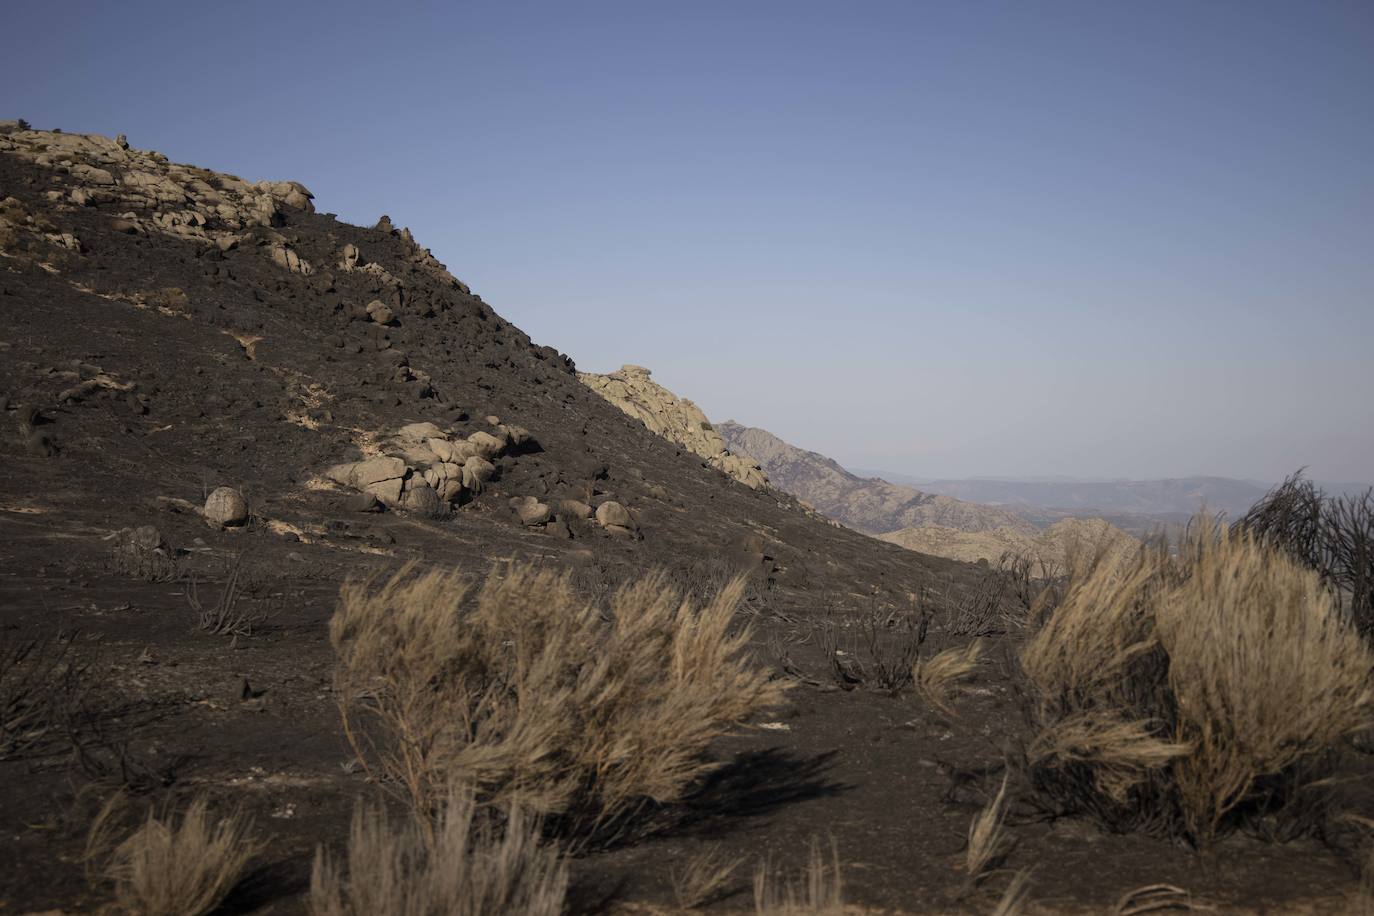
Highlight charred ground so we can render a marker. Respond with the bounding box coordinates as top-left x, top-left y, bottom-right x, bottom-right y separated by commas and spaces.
0, 127, 1367, 913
